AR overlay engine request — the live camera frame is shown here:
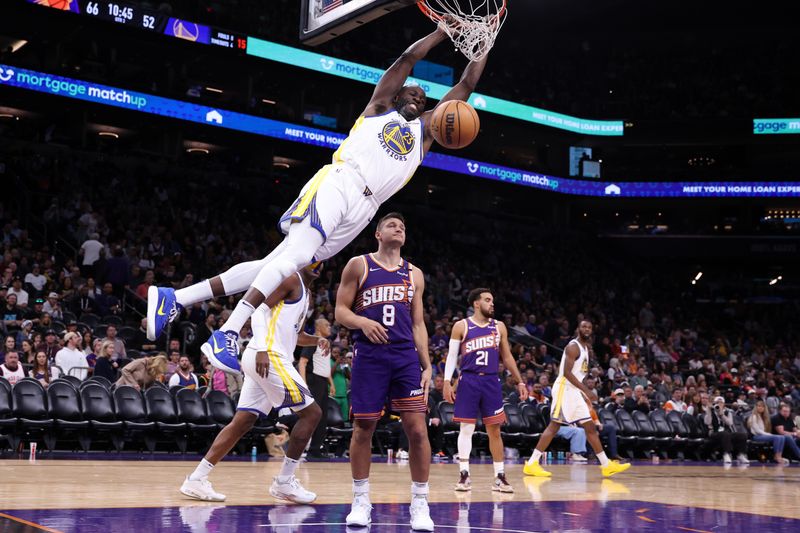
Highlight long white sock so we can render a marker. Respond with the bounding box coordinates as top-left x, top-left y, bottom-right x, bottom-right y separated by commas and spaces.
459, 461, 470, 474
353, 478, 370, 497
493, 461, 504, 476
175, 279, 213, 308
189, 458, 214, 481
219, 299, 256, 335
277, 457, 299, 482
527, 449, 543, 465
457, 423, 475, 470
596, 451, 609, 467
